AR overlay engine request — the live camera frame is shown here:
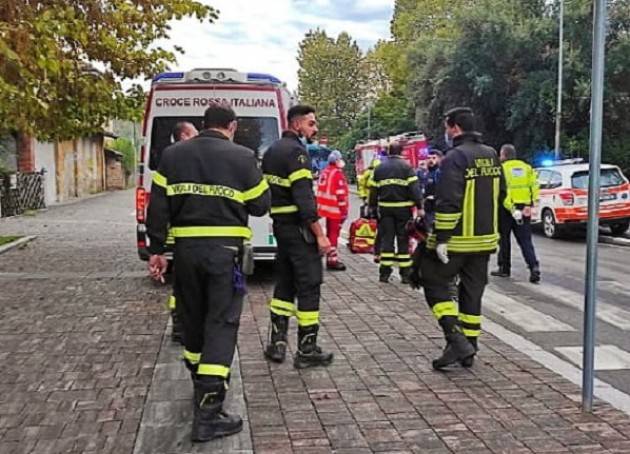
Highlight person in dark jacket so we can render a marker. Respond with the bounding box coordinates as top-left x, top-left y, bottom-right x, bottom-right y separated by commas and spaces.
146, 102, 270, 442
419, 107, 506, 370
422, 149, 443, 231
369, 143, 423, 284
262, 105, 334, 370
